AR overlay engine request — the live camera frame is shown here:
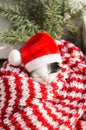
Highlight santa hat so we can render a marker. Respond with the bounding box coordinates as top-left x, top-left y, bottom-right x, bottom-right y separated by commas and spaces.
8, 32, 62, 72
